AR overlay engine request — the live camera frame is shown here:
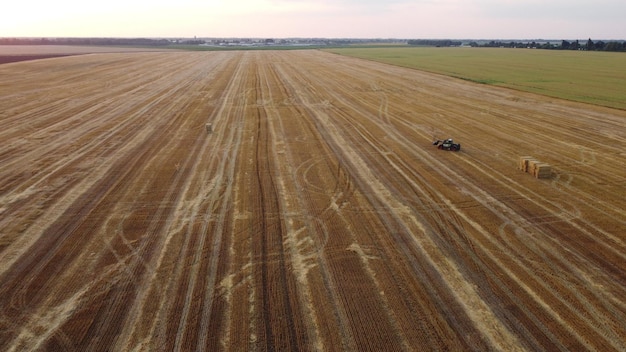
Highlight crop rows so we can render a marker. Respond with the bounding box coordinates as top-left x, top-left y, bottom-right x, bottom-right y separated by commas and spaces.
0, 50, 624, 351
